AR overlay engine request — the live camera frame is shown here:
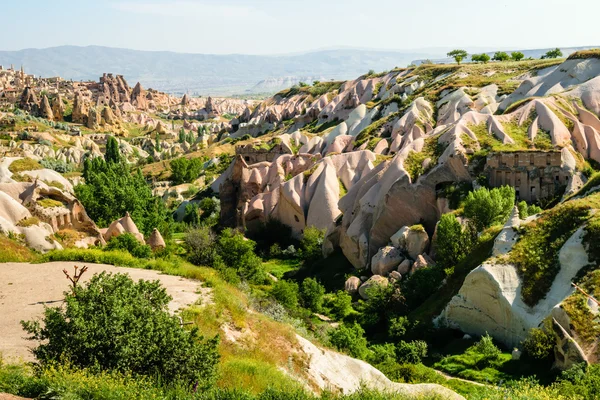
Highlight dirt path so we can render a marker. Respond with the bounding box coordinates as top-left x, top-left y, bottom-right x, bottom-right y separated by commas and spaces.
0, 262, 210, 363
